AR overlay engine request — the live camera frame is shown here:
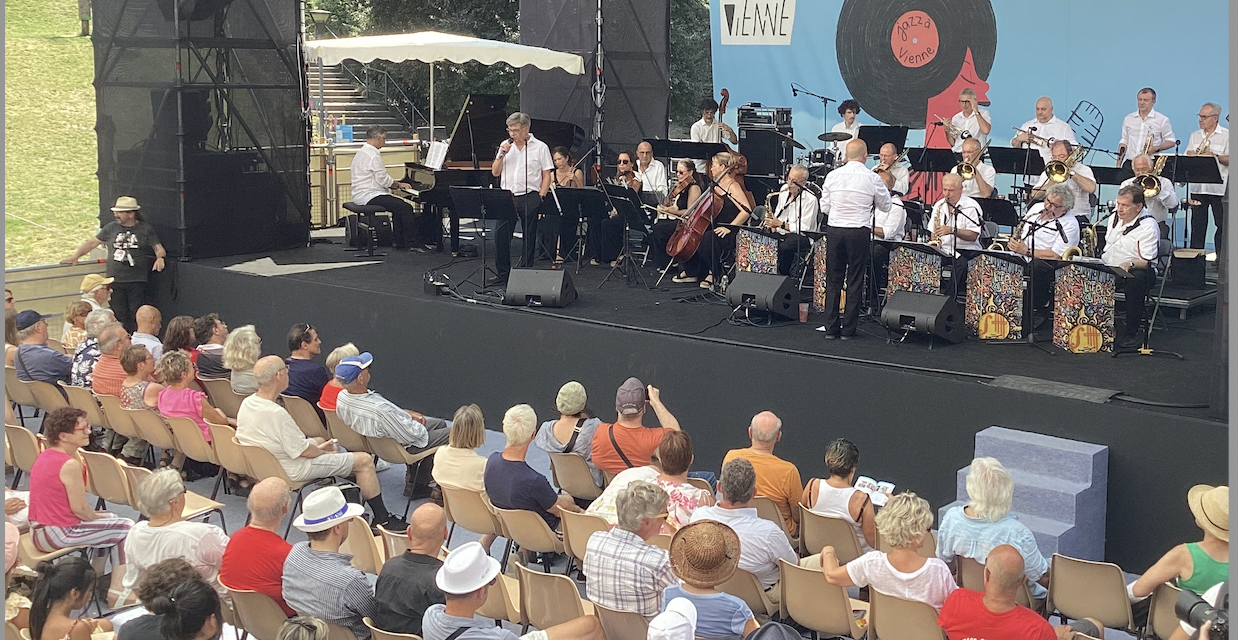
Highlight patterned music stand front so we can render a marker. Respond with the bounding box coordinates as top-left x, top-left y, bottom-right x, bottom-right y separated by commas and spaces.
1052, 262, 1115, 353
735, 229, 779, 275
965, 253, 1025, 341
